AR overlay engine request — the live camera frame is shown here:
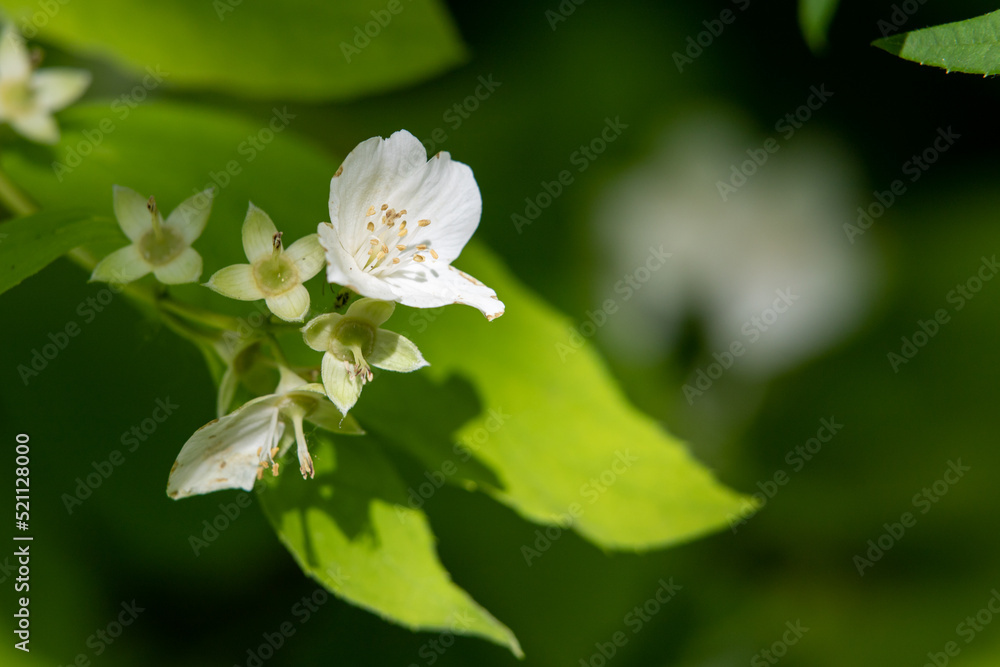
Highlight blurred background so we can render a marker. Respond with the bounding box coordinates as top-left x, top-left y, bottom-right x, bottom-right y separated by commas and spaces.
2, 0, 1000, 665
